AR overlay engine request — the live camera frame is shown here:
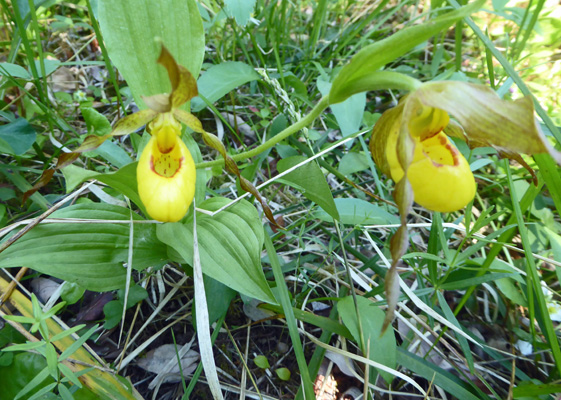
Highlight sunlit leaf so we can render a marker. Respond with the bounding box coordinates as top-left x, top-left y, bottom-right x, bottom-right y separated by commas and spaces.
191, 62, 261, 112
277, 155, 339, 221
98, 0, 204, 109
224, 0, 256, 27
